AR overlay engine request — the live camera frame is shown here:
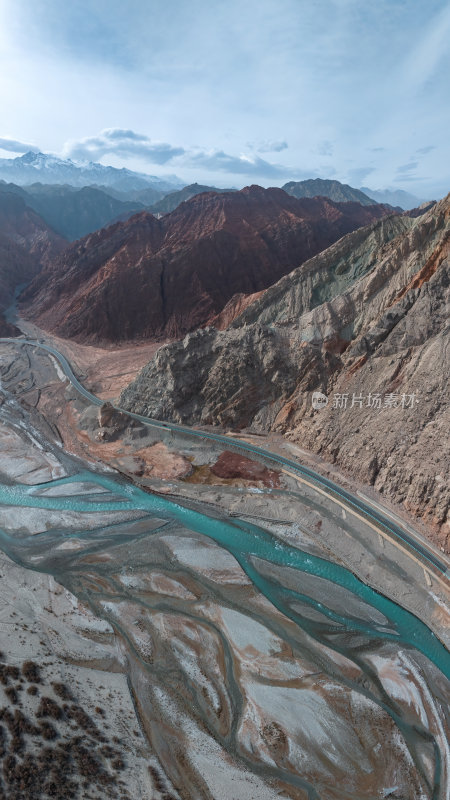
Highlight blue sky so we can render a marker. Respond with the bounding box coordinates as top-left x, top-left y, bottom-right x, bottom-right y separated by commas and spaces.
0, 0, 449, 196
